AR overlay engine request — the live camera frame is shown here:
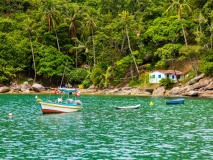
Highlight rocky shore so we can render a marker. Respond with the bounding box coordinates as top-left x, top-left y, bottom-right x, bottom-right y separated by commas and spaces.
0, 74, 213, 98
79, 74, 213, 98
